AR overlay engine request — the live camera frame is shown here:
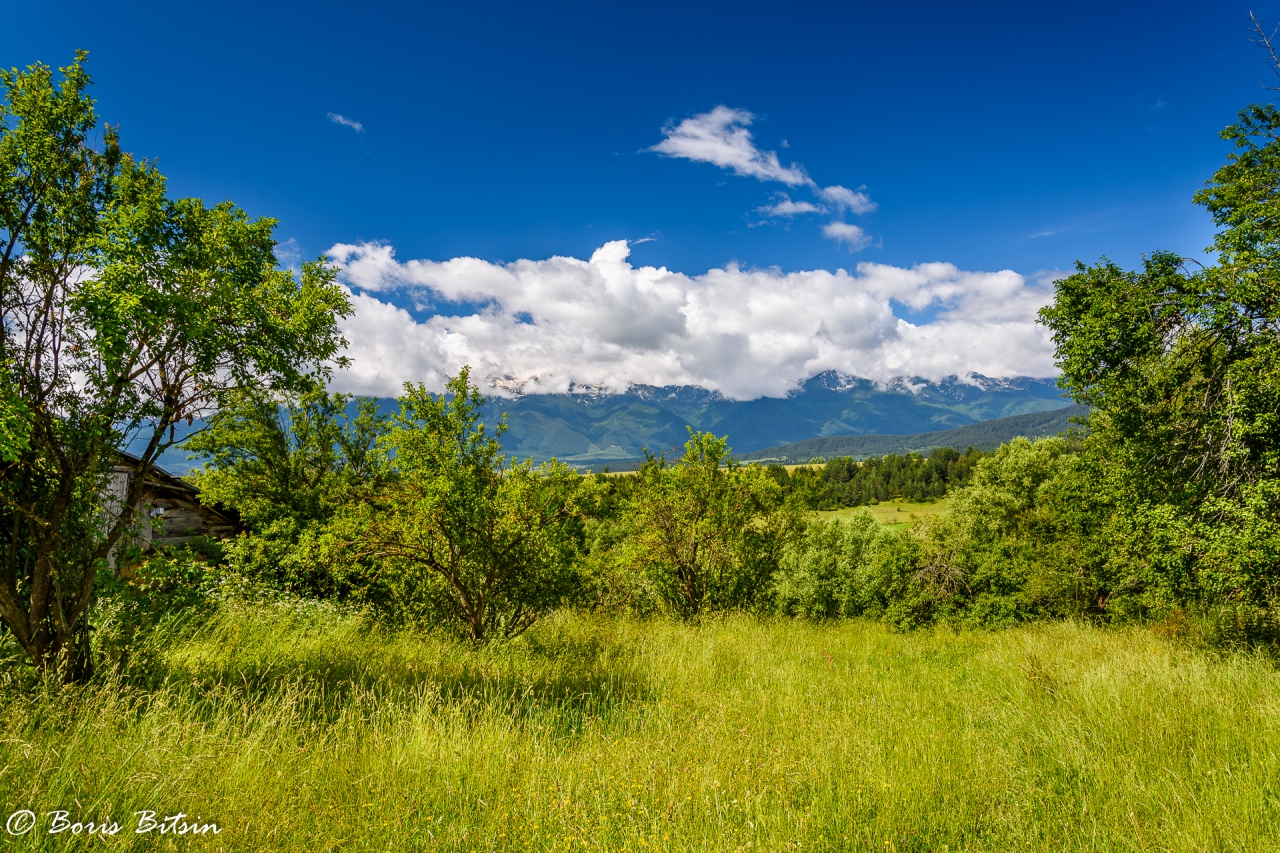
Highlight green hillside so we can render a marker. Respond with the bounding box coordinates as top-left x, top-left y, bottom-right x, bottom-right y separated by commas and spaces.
493, 373, 1070, 464
740, 404, 1089, 463
150, 375, 1072, 473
